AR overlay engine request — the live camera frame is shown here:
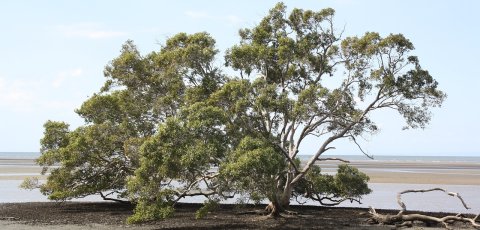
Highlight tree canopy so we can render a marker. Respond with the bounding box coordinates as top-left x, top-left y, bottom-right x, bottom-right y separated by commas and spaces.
28, 2, 445, 222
